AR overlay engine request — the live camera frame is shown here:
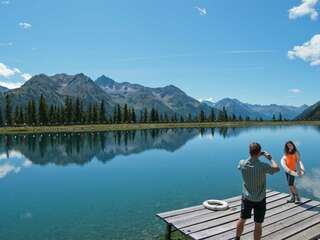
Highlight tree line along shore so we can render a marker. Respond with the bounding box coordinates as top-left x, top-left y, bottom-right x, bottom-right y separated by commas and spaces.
0, 94, 297, 128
